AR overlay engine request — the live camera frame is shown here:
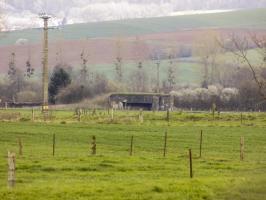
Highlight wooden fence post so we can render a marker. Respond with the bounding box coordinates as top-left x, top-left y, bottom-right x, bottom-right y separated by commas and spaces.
166, 109, 170, 122
189, 149, 193, 178
18, 138, 23, 156
240, 136, 244, 161
212, 103, 216, 120
139, 109, 143, 123
91, 136, 96, 155
129, 136, 134, 156
240, 113, 243, 125
5, 102, 8, 110
31, 108, 35, 122
78, 109, 81, 122
163, 131, 168, 157
111, 108, 114, 121
53, 134, 55, 156
43, 111, 49, 122
199, 130, 203, 158
7, 151, 16, 188
92, 108, 96, 116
